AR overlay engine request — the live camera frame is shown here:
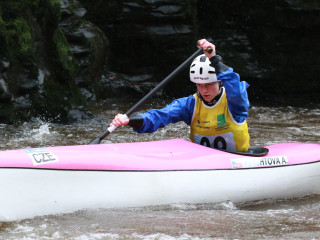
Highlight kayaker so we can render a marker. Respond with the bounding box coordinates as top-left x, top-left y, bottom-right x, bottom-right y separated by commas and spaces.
111, 39, 250, 152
